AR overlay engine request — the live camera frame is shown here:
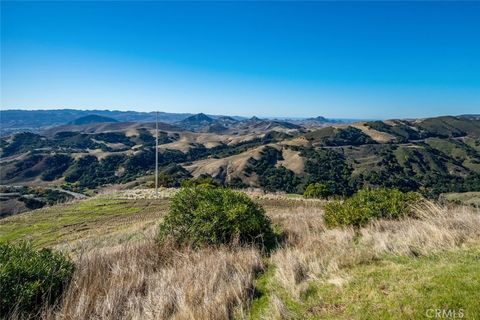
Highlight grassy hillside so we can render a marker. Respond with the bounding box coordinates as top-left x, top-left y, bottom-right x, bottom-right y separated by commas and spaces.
1, 190, 479, 319
252, 246, 480, 319
0, 193, 169, 250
